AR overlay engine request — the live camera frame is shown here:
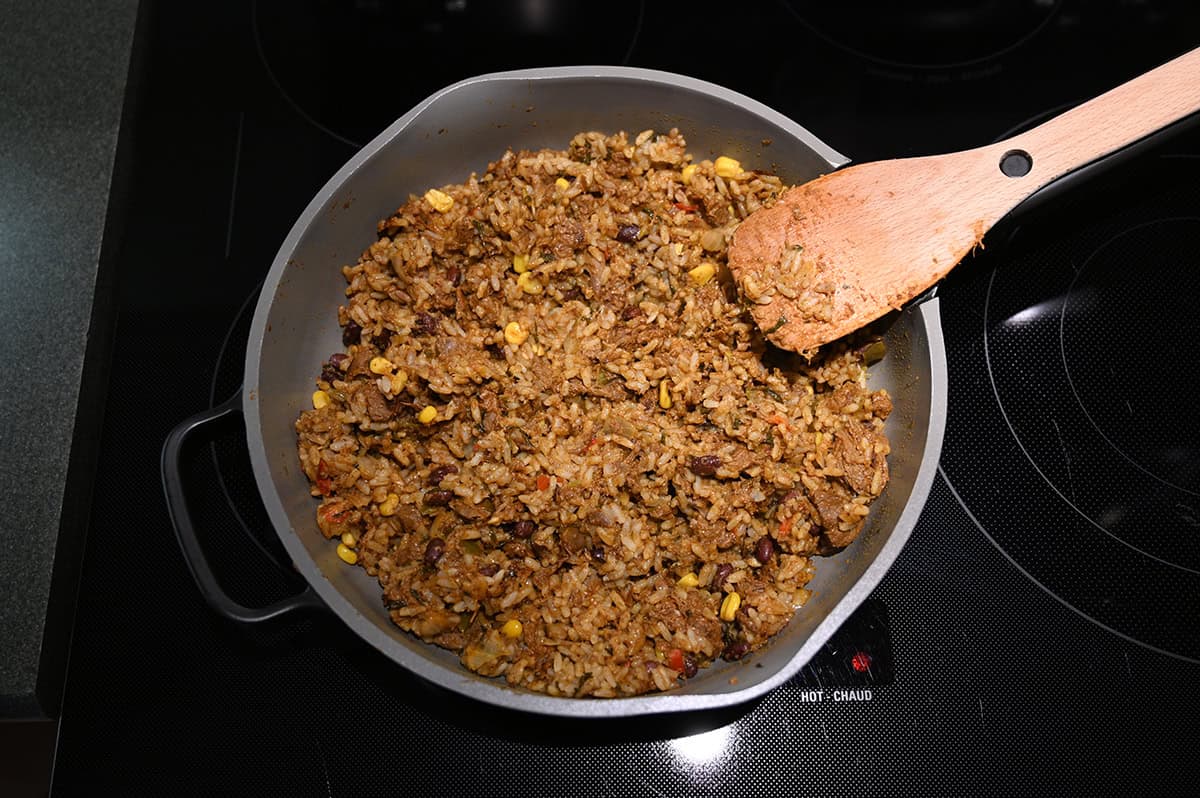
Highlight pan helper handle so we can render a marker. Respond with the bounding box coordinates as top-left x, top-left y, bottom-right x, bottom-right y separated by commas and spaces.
161, 390, 324, 623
